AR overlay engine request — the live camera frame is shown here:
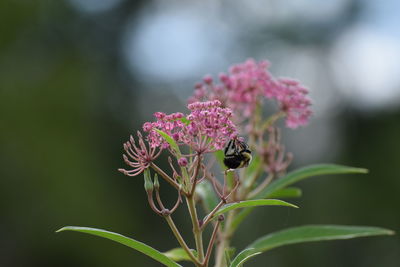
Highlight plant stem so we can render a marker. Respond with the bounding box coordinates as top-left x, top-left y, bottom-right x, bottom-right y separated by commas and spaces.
201, 200, 225, 230
164, 215, 202, 266
186, 196, 205, 262
261, 111, 285, 131
248, 172, 274, 199
203, 219, 221, 267
150, 163, 180, 190
190, 154, 202, 196
214, 210, 236, 267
